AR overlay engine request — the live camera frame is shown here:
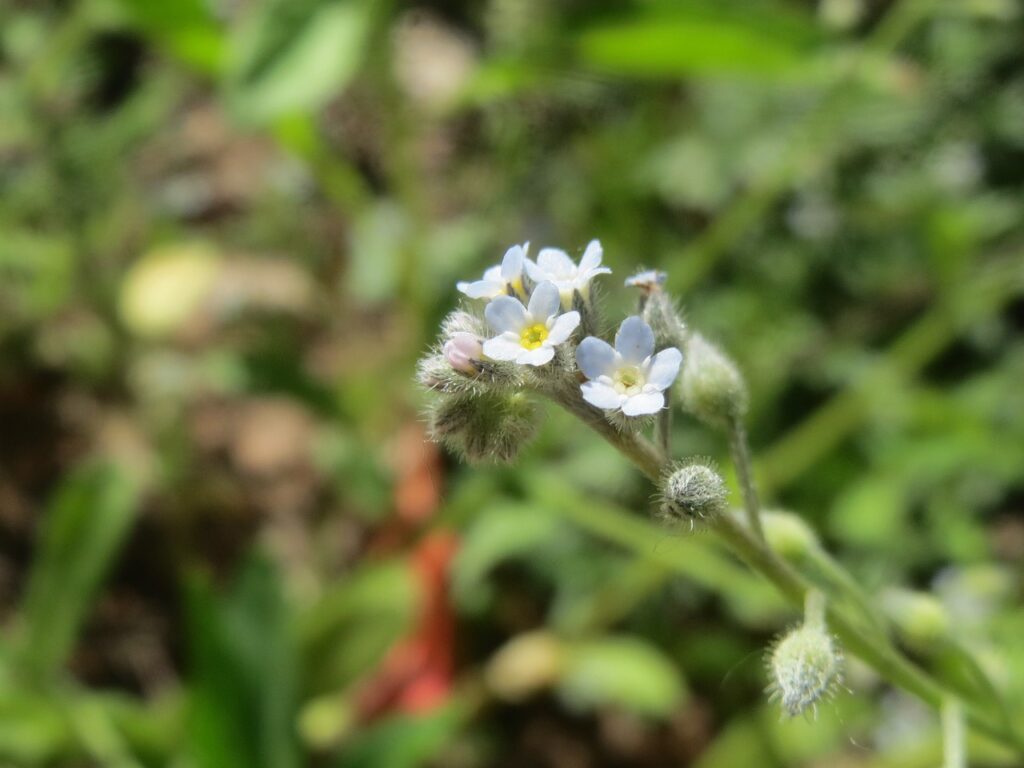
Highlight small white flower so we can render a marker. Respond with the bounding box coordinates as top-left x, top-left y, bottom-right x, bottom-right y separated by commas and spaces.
524, 239, 611, 306
483, 281, 580, 366
576, 316, 682, 416
457, 243, 530, 300
624, 269, 667, 293
443, 332, 483, 374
